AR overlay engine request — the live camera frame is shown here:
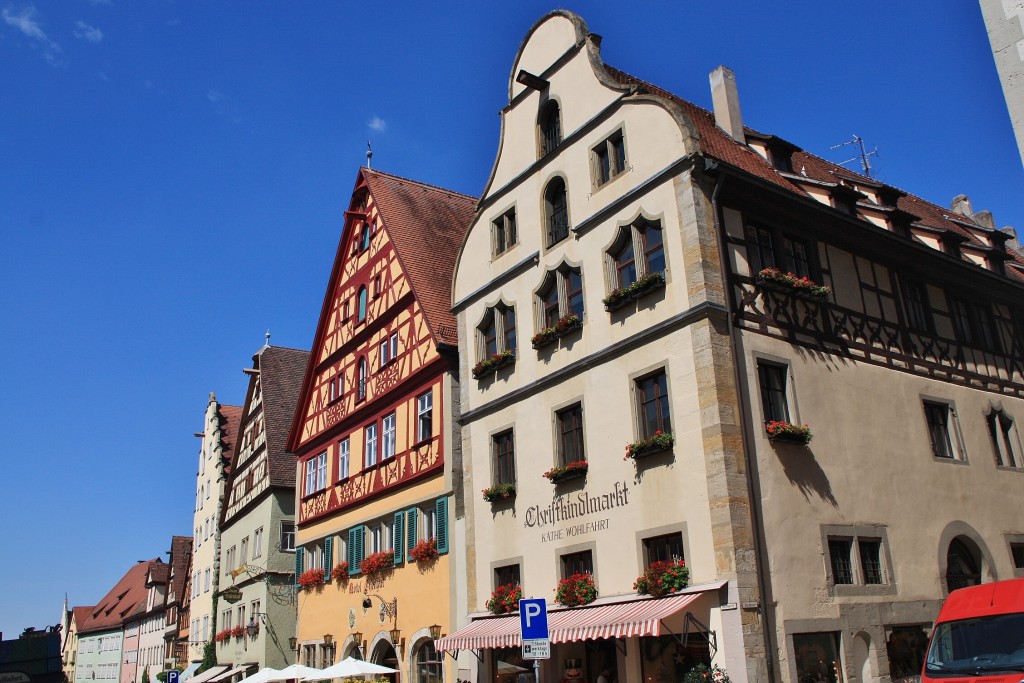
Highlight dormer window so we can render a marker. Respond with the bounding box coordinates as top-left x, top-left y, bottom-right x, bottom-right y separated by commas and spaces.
544, 177, 570, 246
539, 100, 561, 157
